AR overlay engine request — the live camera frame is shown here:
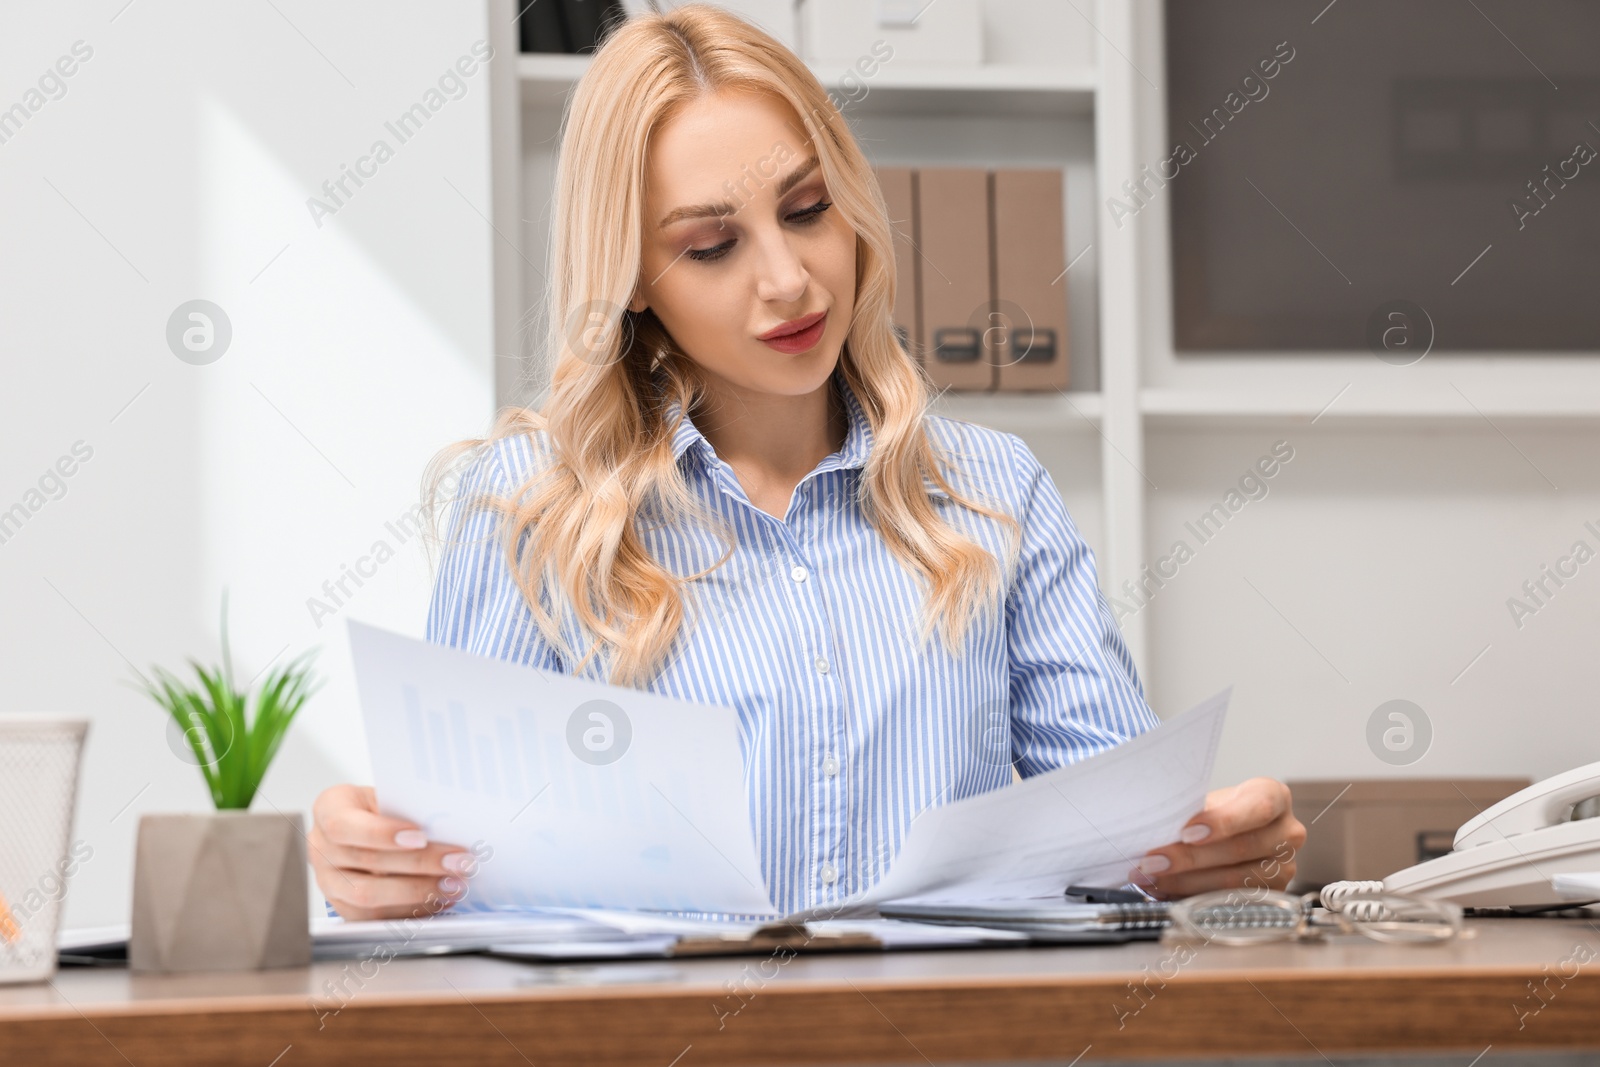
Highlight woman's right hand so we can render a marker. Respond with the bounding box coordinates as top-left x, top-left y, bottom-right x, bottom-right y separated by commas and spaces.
309, 783, 477, 921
